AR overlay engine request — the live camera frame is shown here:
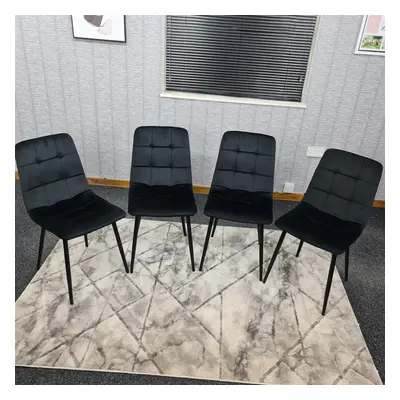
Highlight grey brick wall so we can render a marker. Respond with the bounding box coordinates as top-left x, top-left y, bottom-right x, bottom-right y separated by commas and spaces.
15, 15, 385, 199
